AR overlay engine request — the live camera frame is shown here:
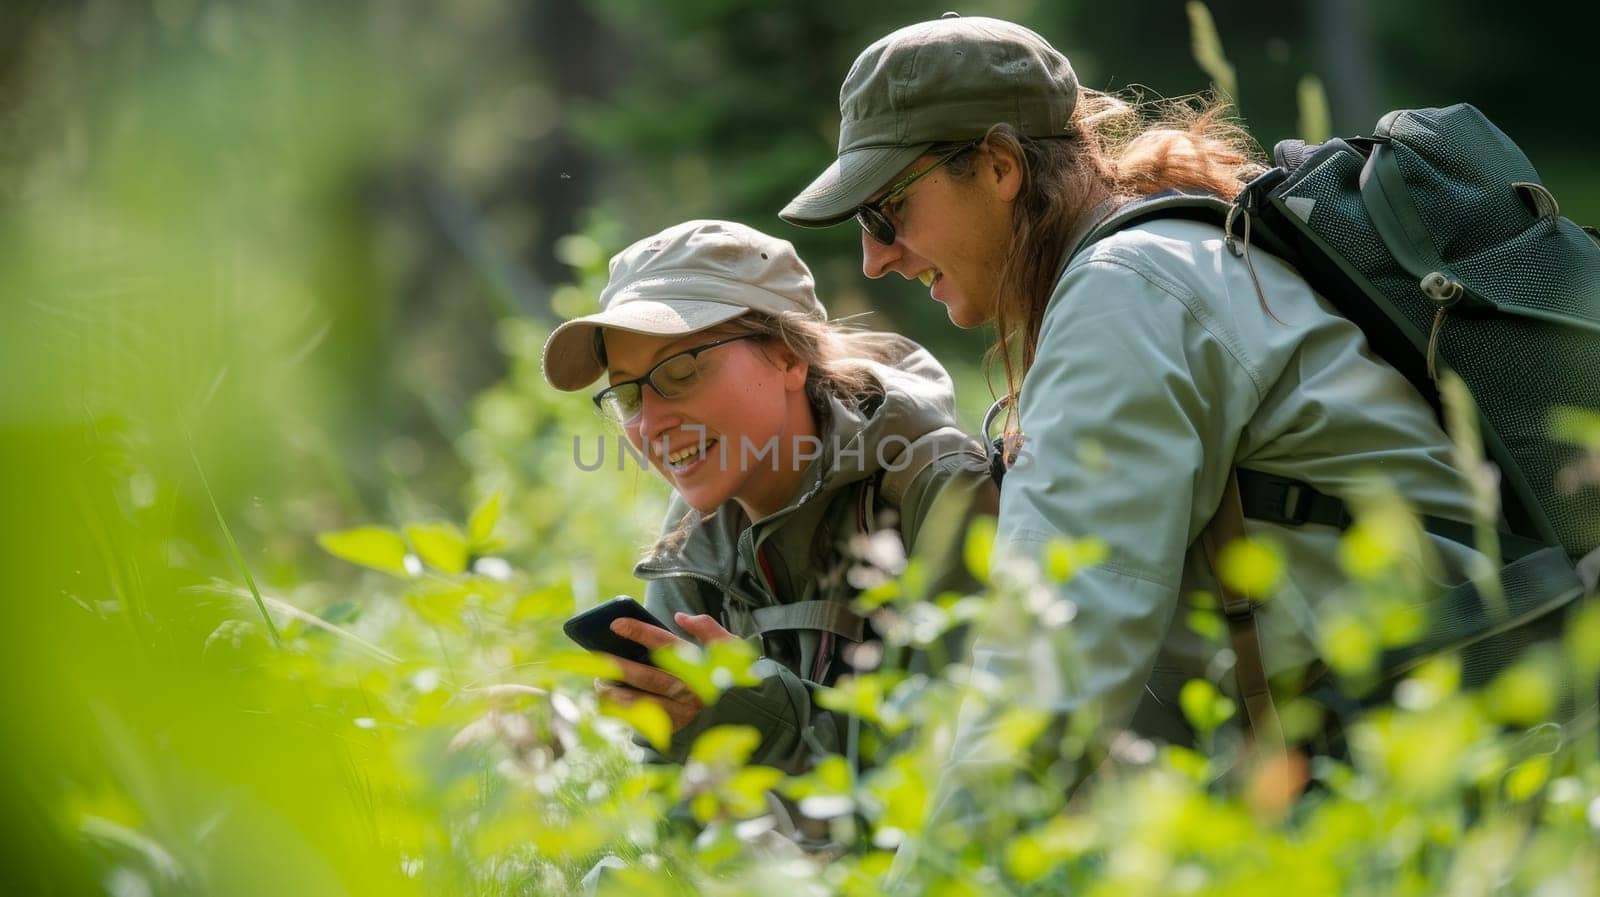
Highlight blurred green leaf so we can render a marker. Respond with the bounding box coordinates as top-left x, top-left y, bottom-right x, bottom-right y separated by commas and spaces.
1180, 678, 1235, 734
1549, 406, 1600, 448
406, 522, 468, 574
963, 516, 996, 583
1322, 614, 1378, 677
467, 489, 503, 548
688, 725, 761, 767
1043, 536, 1108, 583
599, 697, 672, 751
1564, 599, 1600, 679
317, 526, 412, 576
1297, 75, 1331, 143
511, 582, 577, 622
405, 584, 470, 628
1218, 537, 1284, 599
1186, 1, 1238, 102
